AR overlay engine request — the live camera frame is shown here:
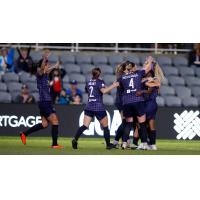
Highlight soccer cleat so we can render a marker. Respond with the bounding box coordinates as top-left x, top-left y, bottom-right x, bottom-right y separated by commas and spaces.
136, 143, 150, 150
149, 145, 158, 150
106, 143, 115, 150
131, 144, 138, 150
121, 142, 127, 150
51, 145, 64, 149
72, 139, 78, 149
112, 143, 120, 149
20, 132, 26, 145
